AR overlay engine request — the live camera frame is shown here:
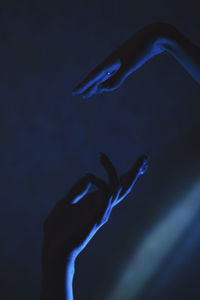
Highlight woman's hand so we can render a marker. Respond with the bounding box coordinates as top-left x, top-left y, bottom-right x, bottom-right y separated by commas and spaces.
40, 153, 148, 300
42, 153, 149, 261
72, 23, 172, 98
72, 23, 200, 99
